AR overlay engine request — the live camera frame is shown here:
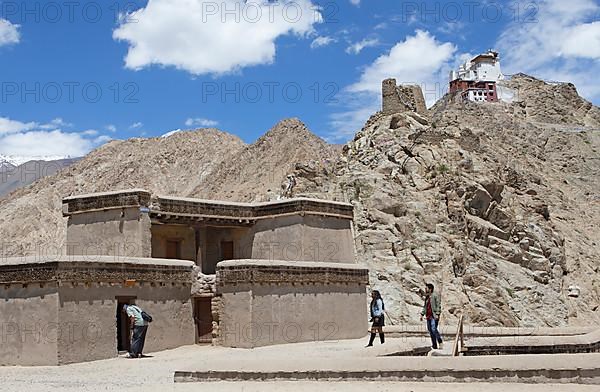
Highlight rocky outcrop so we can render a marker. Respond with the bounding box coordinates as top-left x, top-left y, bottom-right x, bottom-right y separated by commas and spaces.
503, 74, 600, 127
290, 76, 600, 327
